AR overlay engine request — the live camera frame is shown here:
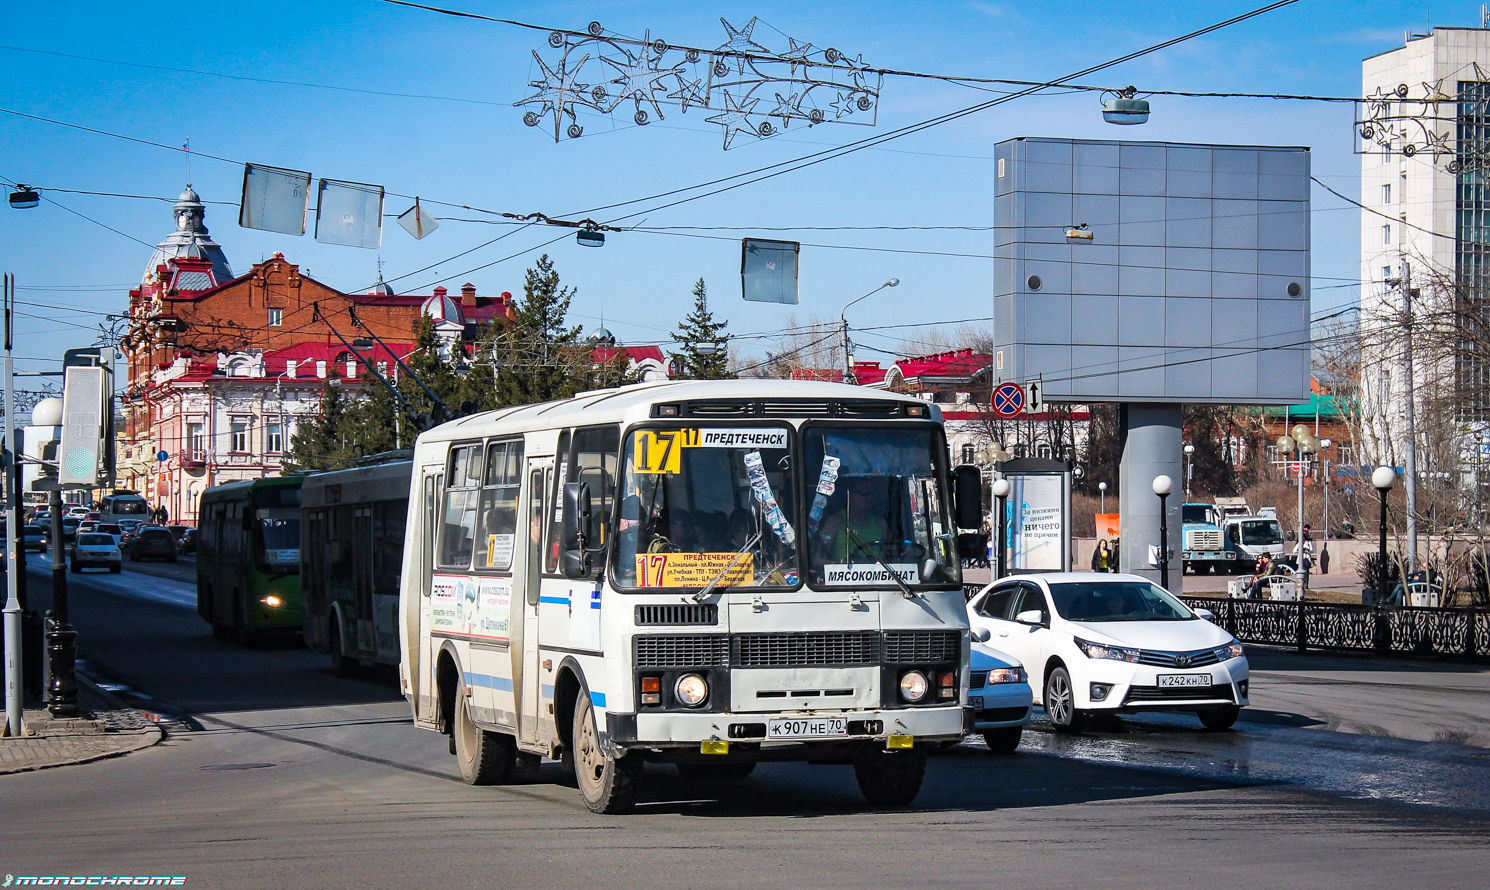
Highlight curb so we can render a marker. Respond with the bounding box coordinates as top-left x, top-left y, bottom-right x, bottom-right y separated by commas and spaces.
0, 675, 164, 775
